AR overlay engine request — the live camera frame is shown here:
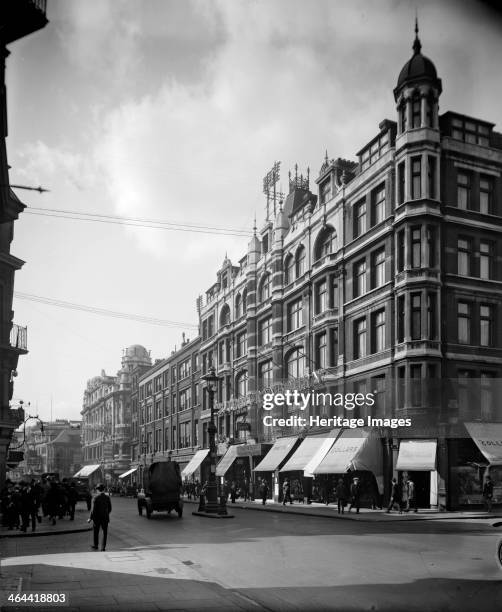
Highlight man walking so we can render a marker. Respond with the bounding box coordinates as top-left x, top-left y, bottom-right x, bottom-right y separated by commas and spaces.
89, 484, 112, 551
483, 475, 494, 512
406, 478, 418, 513
386, 477, 400, 513
282, 478, 293, 505
347, 477, 361, 513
